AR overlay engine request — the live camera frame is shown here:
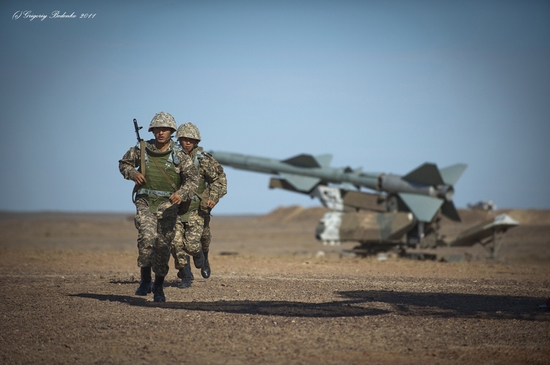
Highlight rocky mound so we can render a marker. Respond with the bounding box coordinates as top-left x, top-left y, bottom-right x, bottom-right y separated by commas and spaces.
259, 205, 328, 223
